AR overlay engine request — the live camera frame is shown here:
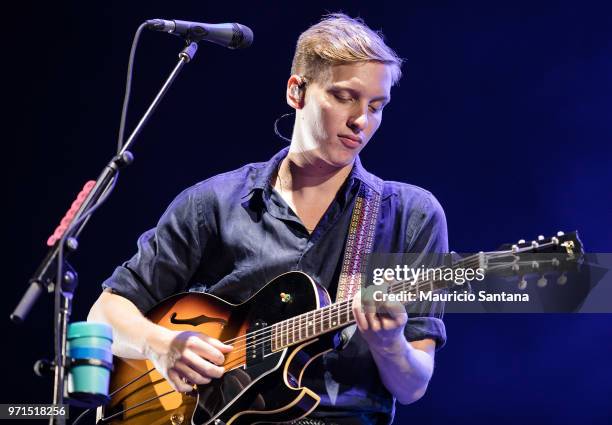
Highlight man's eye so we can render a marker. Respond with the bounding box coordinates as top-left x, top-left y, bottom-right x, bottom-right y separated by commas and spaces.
369, 105, 382, 113
334, 94, 352, 102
